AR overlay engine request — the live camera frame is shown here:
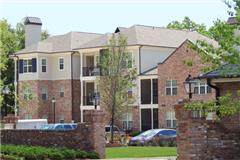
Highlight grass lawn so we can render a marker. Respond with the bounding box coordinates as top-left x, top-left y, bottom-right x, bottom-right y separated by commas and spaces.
106, 146, 177, 158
